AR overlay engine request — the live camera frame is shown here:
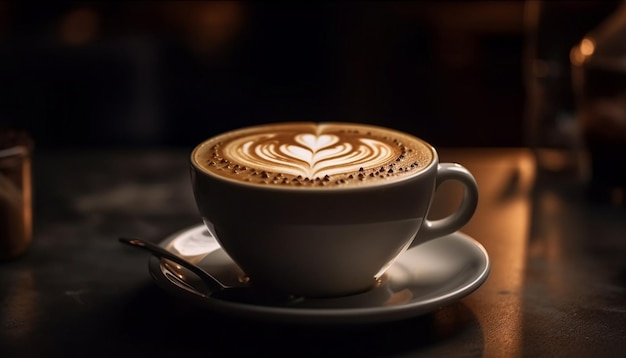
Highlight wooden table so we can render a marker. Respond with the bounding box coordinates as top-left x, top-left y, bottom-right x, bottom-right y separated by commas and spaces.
1, 148, 624, 357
